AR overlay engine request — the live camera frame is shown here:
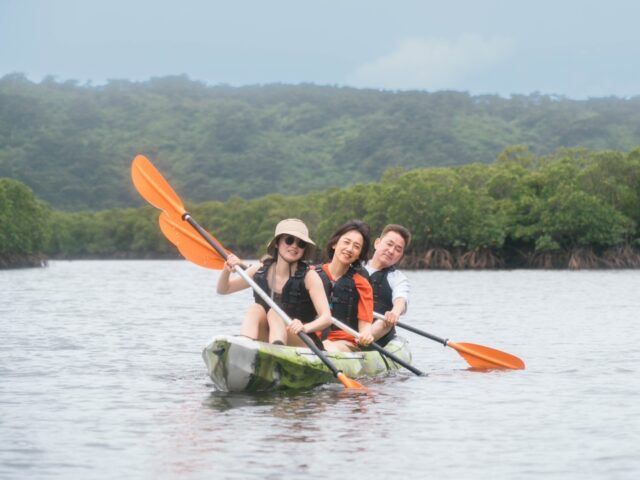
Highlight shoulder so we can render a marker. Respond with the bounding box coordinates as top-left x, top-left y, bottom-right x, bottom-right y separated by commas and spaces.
388, 268, 407, 280
387, 268, 408, 287
305, 267, 321, 282
316, 263, 331, 276
353, 272, 373, 292
352, 263, 370, 279
310, 264, 330, 283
